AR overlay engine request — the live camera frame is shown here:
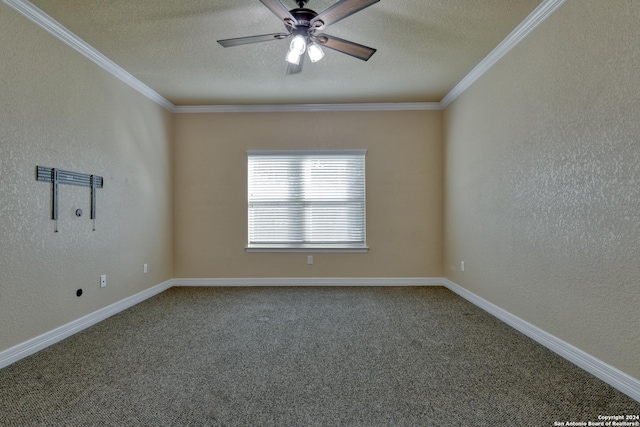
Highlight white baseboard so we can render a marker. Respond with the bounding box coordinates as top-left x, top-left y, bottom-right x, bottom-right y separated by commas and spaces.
172, 277, 445, 287
0, 277, 439, 368
0, 280, 173, 369
443, 279, 640, 403
3, 276, 639, 404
